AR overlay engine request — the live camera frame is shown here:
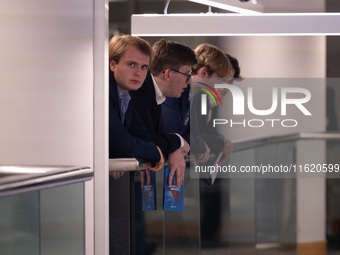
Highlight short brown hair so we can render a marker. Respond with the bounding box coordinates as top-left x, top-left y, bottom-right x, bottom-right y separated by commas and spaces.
193, 43, 234, 78
150, 39, 197, 76
109, 34, 152, 63
226, 53, 241, 78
